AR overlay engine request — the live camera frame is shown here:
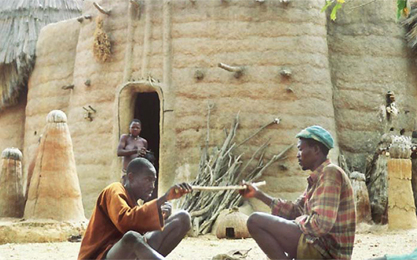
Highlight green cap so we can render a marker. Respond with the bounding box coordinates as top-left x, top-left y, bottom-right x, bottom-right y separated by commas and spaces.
296, 125, 334, 150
